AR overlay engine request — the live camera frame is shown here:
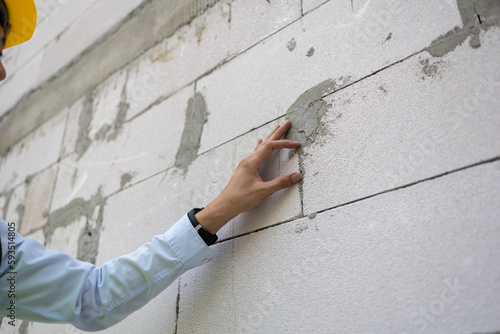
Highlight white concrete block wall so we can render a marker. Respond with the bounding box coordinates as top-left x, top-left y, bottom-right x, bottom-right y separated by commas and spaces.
1, 0, 499, 333
180, 161, 500, 333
